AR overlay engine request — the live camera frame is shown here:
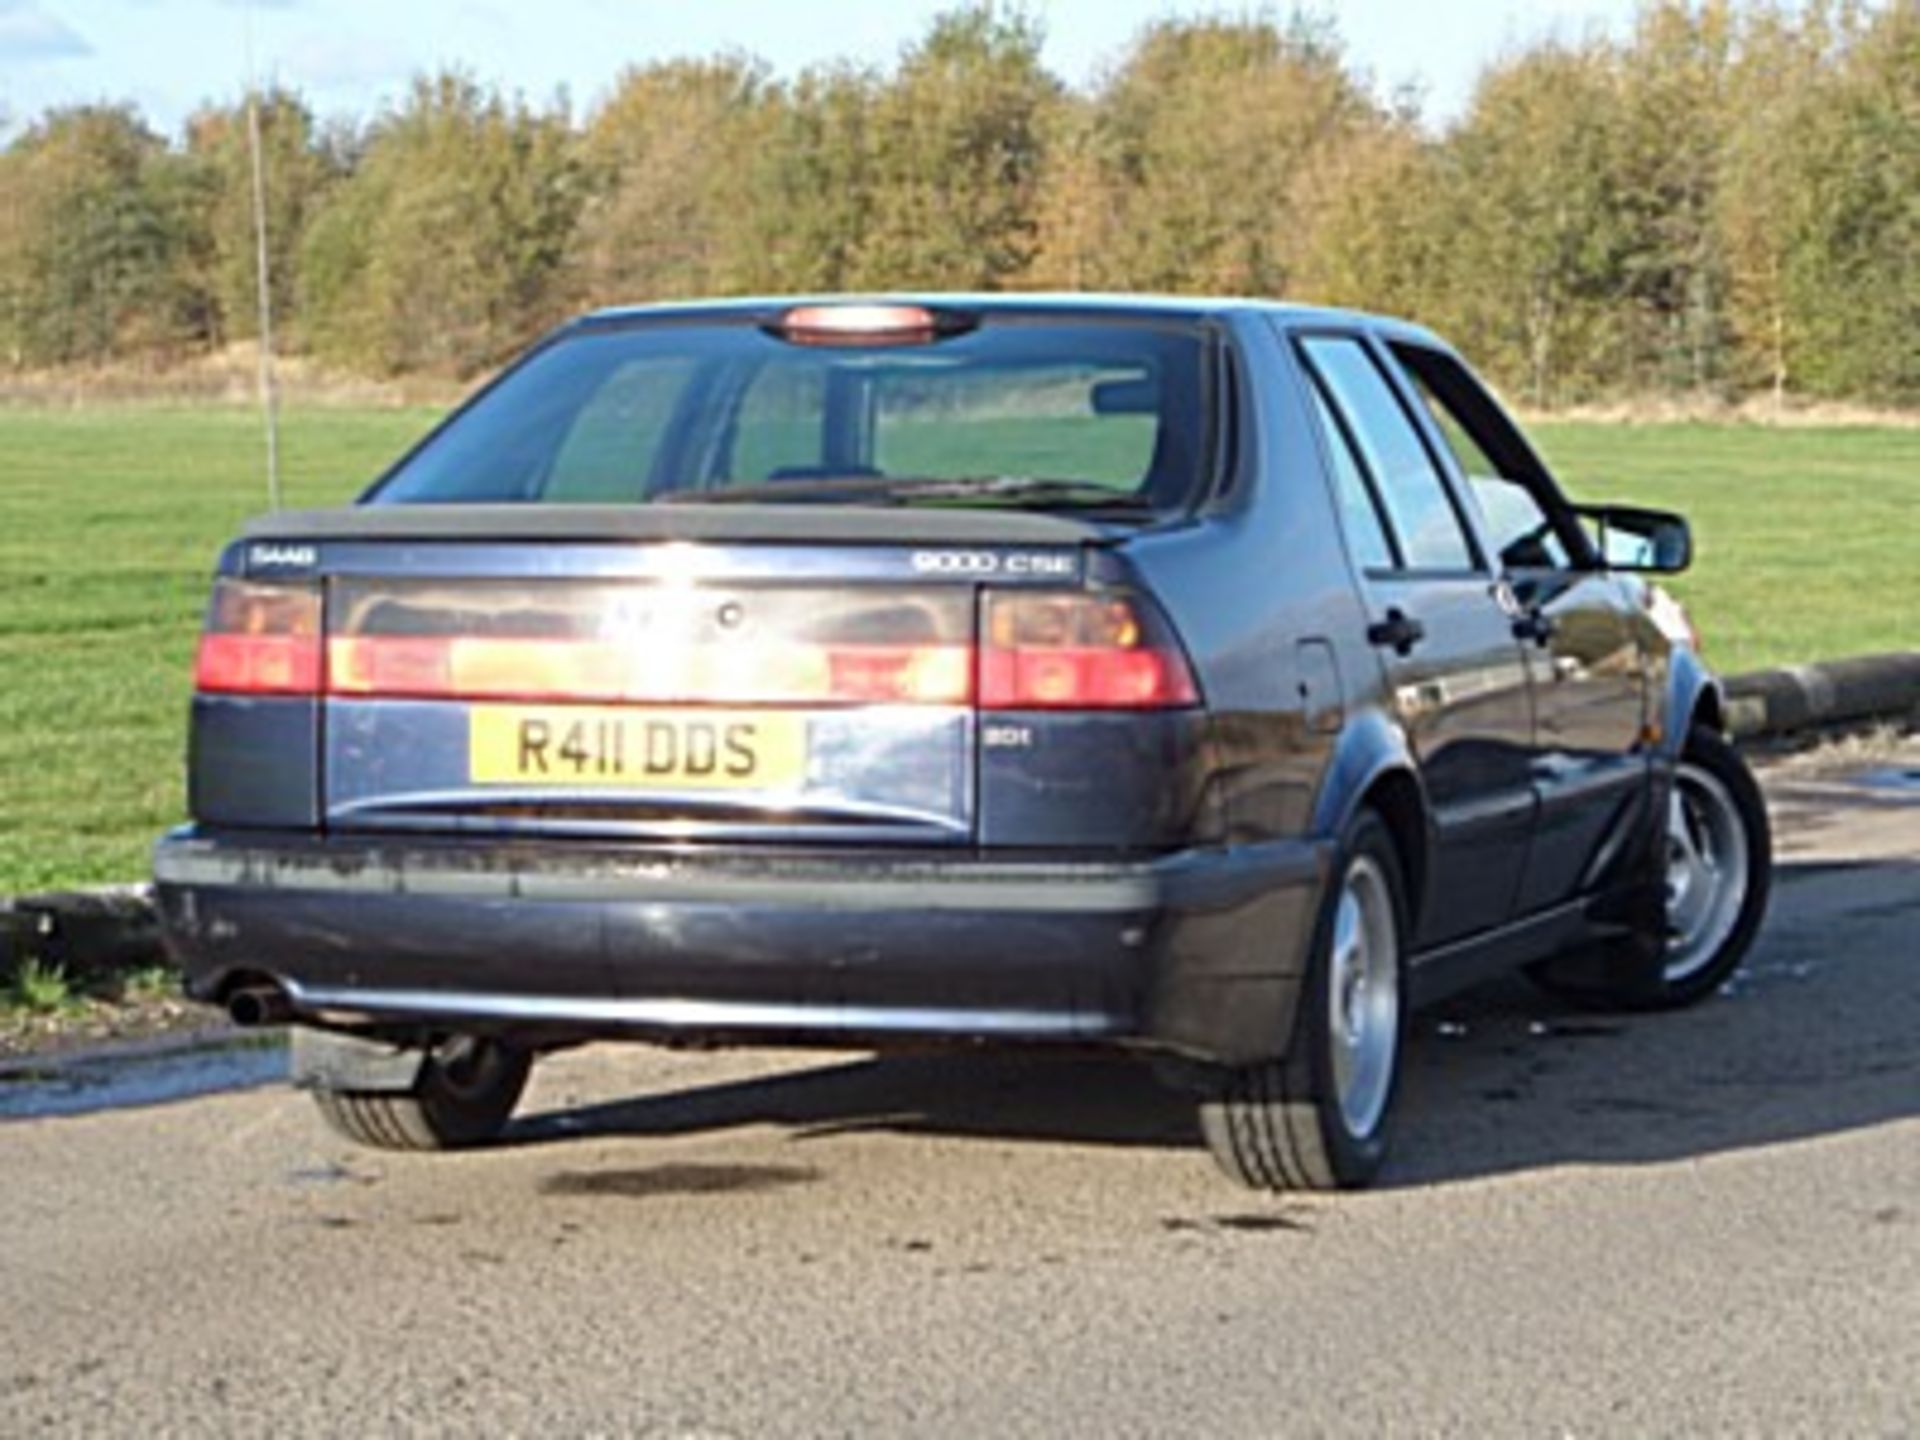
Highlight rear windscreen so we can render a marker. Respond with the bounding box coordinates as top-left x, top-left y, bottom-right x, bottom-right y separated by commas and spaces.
367, 316, 1216, 515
